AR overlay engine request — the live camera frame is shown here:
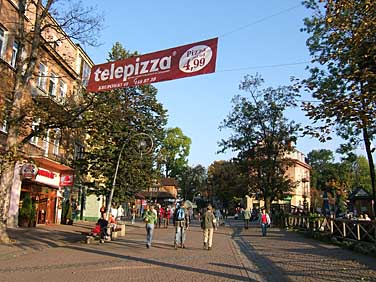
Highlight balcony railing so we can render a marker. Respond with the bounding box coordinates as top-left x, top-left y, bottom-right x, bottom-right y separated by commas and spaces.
31, 86, 65, 105
21, 142, 71, 167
